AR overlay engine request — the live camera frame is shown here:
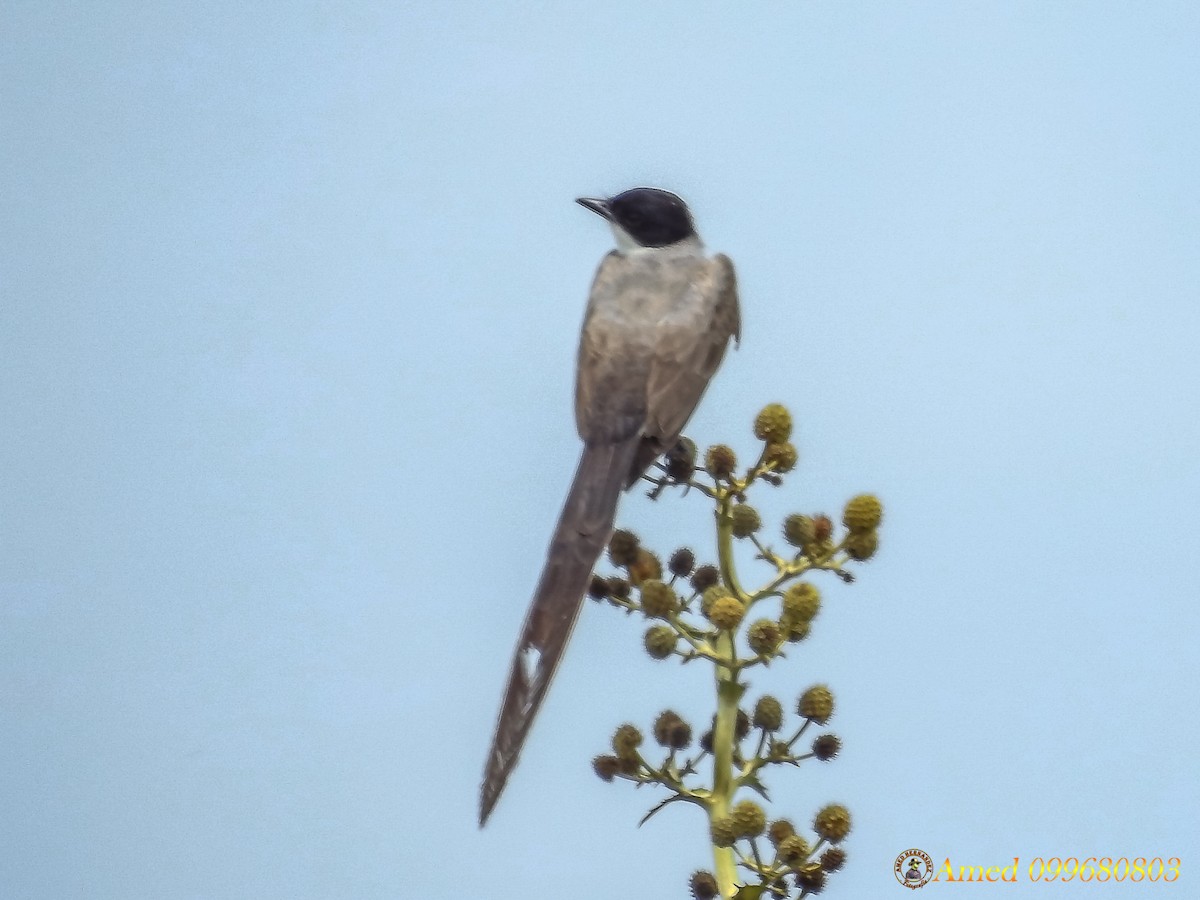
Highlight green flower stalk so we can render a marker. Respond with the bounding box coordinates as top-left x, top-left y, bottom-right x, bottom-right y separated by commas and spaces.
589, 403, 884, 899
